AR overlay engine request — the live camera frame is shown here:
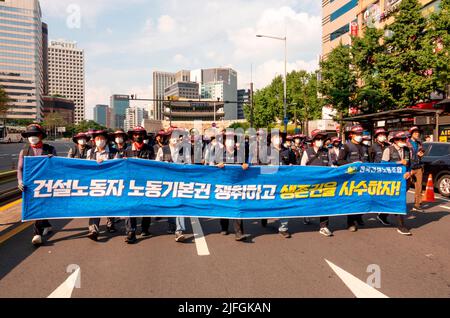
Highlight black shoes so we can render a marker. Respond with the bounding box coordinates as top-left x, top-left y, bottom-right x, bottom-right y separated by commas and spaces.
87, 231, 98, 241
377, 214, 391, 226
107, 225, 117, 233
235, 233, 250, 242
125, 232, 137, 244
261, 219, 268, 228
